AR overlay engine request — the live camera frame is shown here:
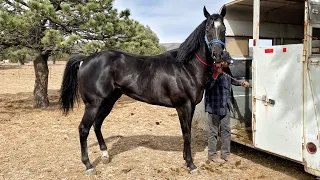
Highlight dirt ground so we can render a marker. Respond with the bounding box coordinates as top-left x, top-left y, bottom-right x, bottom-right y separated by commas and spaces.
0, 61, 317, 180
